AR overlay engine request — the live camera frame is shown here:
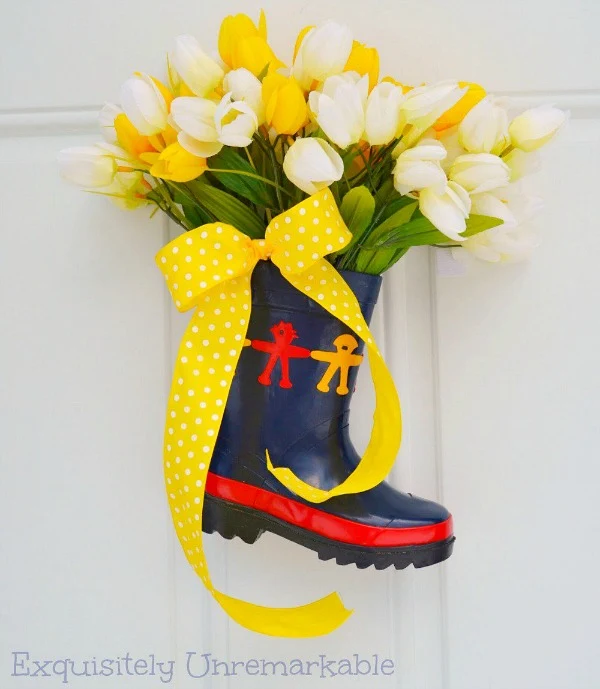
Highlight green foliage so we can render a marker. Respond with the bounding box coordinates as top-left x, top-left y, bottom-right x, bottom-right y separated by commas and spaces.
335, 186, 375, 255
364, 213, 504, 250
365, 201, 418, 244
181, 203, 213, 228
348, 200, 418, 274
142, 133, 505, 275
355, 246, 408, 275
208, 148, 275, 208
188, 179, 265, 238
